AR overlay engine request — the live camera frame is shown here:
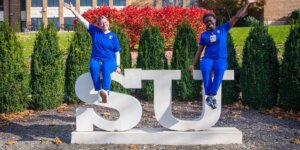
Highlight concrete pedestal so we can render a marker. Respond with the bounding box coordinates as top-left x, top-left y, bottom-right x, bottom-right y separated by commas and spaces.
71, 127, 242, 145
